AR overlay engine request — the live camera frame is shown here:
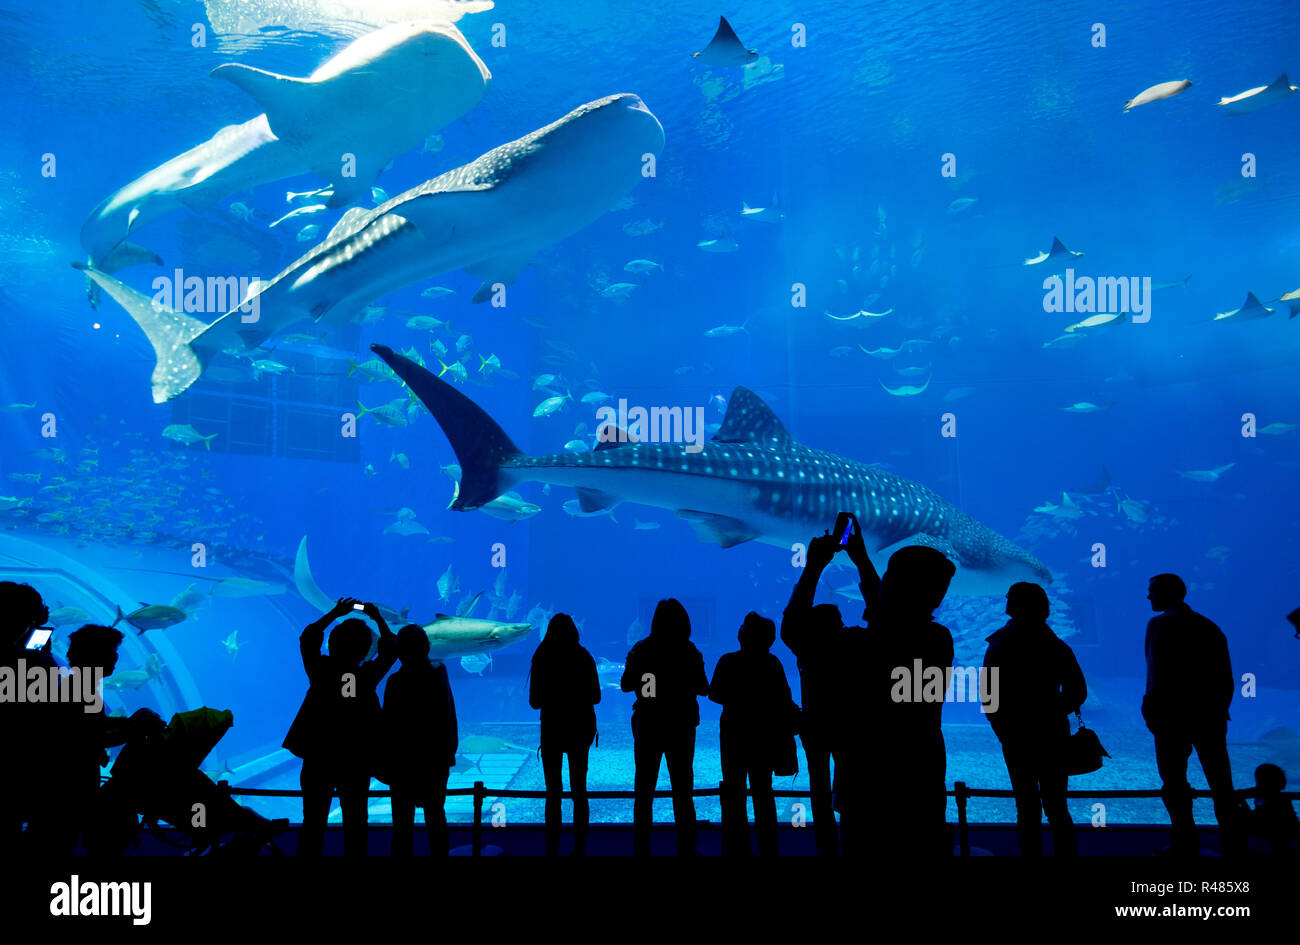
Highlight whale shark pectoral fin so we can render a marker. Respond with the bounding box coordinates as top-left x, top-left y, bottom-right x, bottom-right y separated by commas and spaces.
211, 64, 319, 144
466, 253, 532, 303
98, 241, 163, 274
575, 488, 618, 513
320, 173, 371, 210
676, 509, 760, 548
